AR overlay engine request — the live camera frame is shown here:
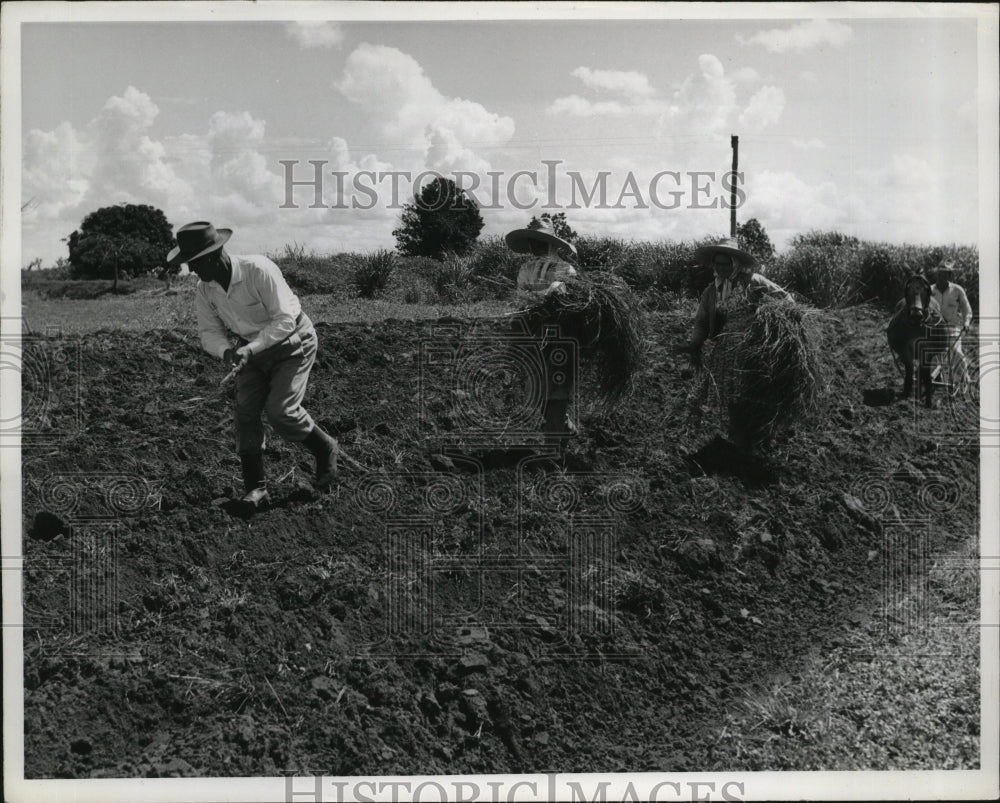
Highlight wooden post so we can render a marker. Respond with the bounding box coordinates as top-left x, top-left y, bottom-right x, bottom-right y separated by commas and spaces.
730, 135, 739, 238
